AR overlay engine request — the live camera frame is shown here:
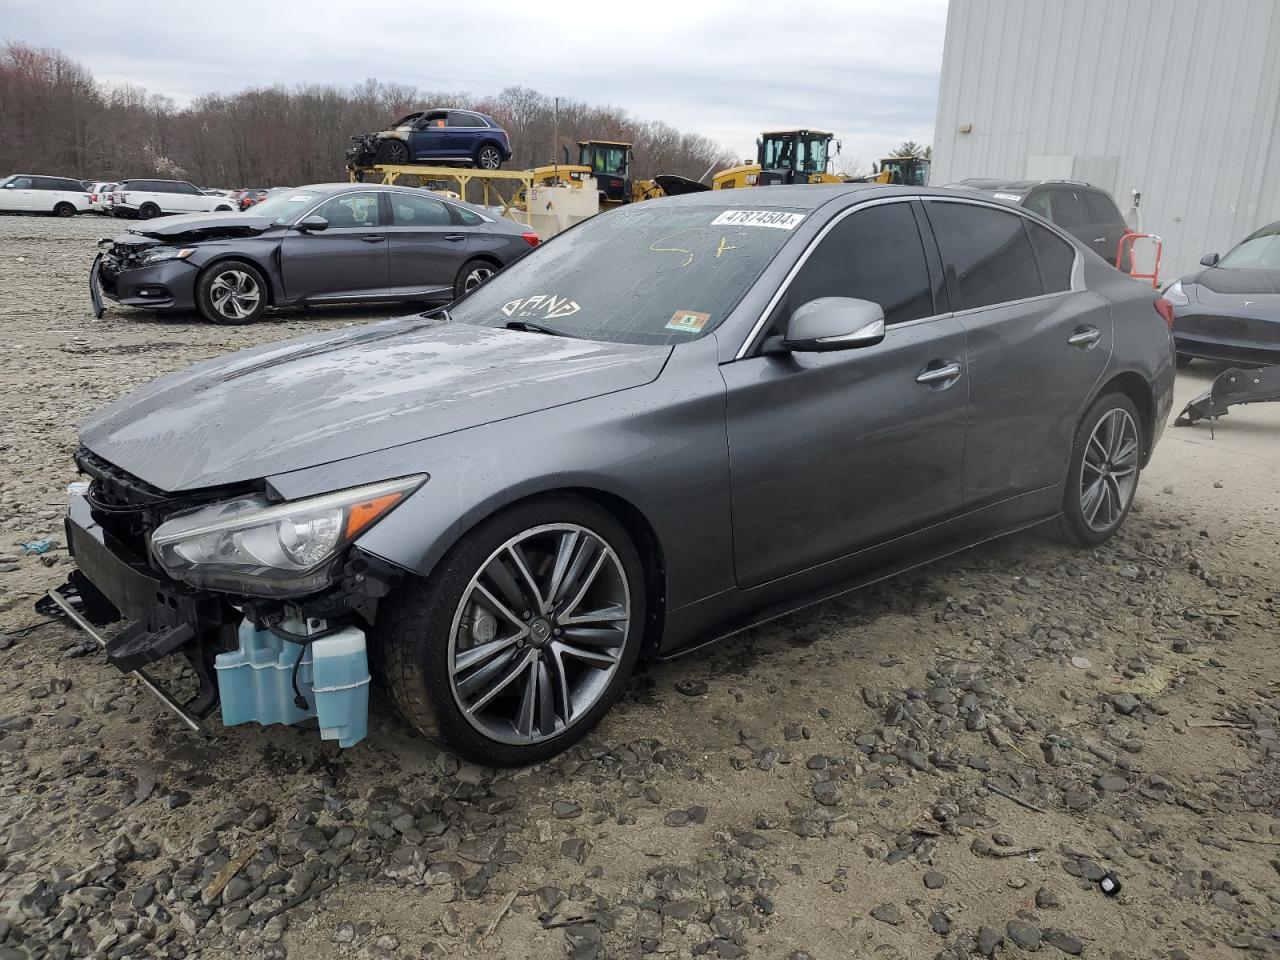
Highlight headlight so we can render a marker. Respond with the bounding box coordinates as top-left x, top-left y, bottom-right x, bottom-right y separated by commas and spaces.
150, 476, 425, 596
1162, 280, 1190, 305
137, 246, 196, 266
